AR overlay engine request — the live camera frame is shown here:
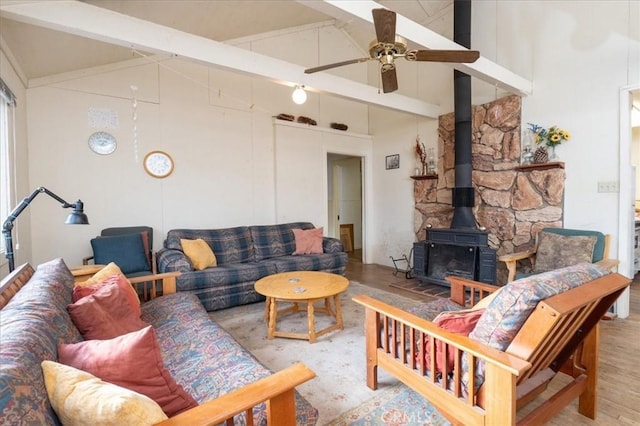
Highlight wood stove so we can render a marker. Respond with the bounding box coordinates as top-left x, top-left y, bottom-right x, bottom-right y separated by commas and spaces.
412, 0, 497, 287
413, 228, 496, 287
